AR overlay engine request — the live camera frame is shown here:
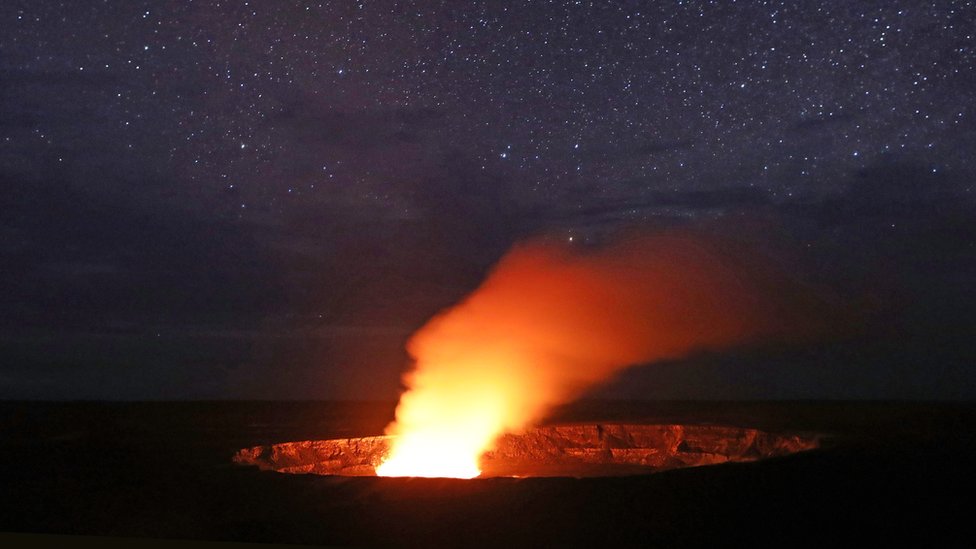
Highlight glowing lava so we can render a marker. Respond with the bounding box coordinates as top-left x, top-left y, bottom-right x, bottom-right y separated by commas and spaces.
374, 432, 481, 478
375, 231, 823, 478
376, 353, 515, 478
